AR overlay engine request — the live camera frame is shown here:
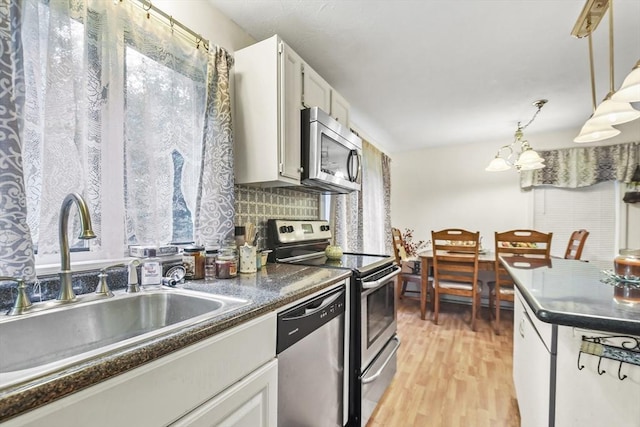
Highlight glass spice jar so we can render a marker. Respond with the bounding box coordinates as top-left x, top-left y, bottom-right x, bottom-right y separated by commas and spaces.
183, 245, 205, 280
613, 249, 640, 306
614, 249, 640, 278
215, 242, 238, 279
